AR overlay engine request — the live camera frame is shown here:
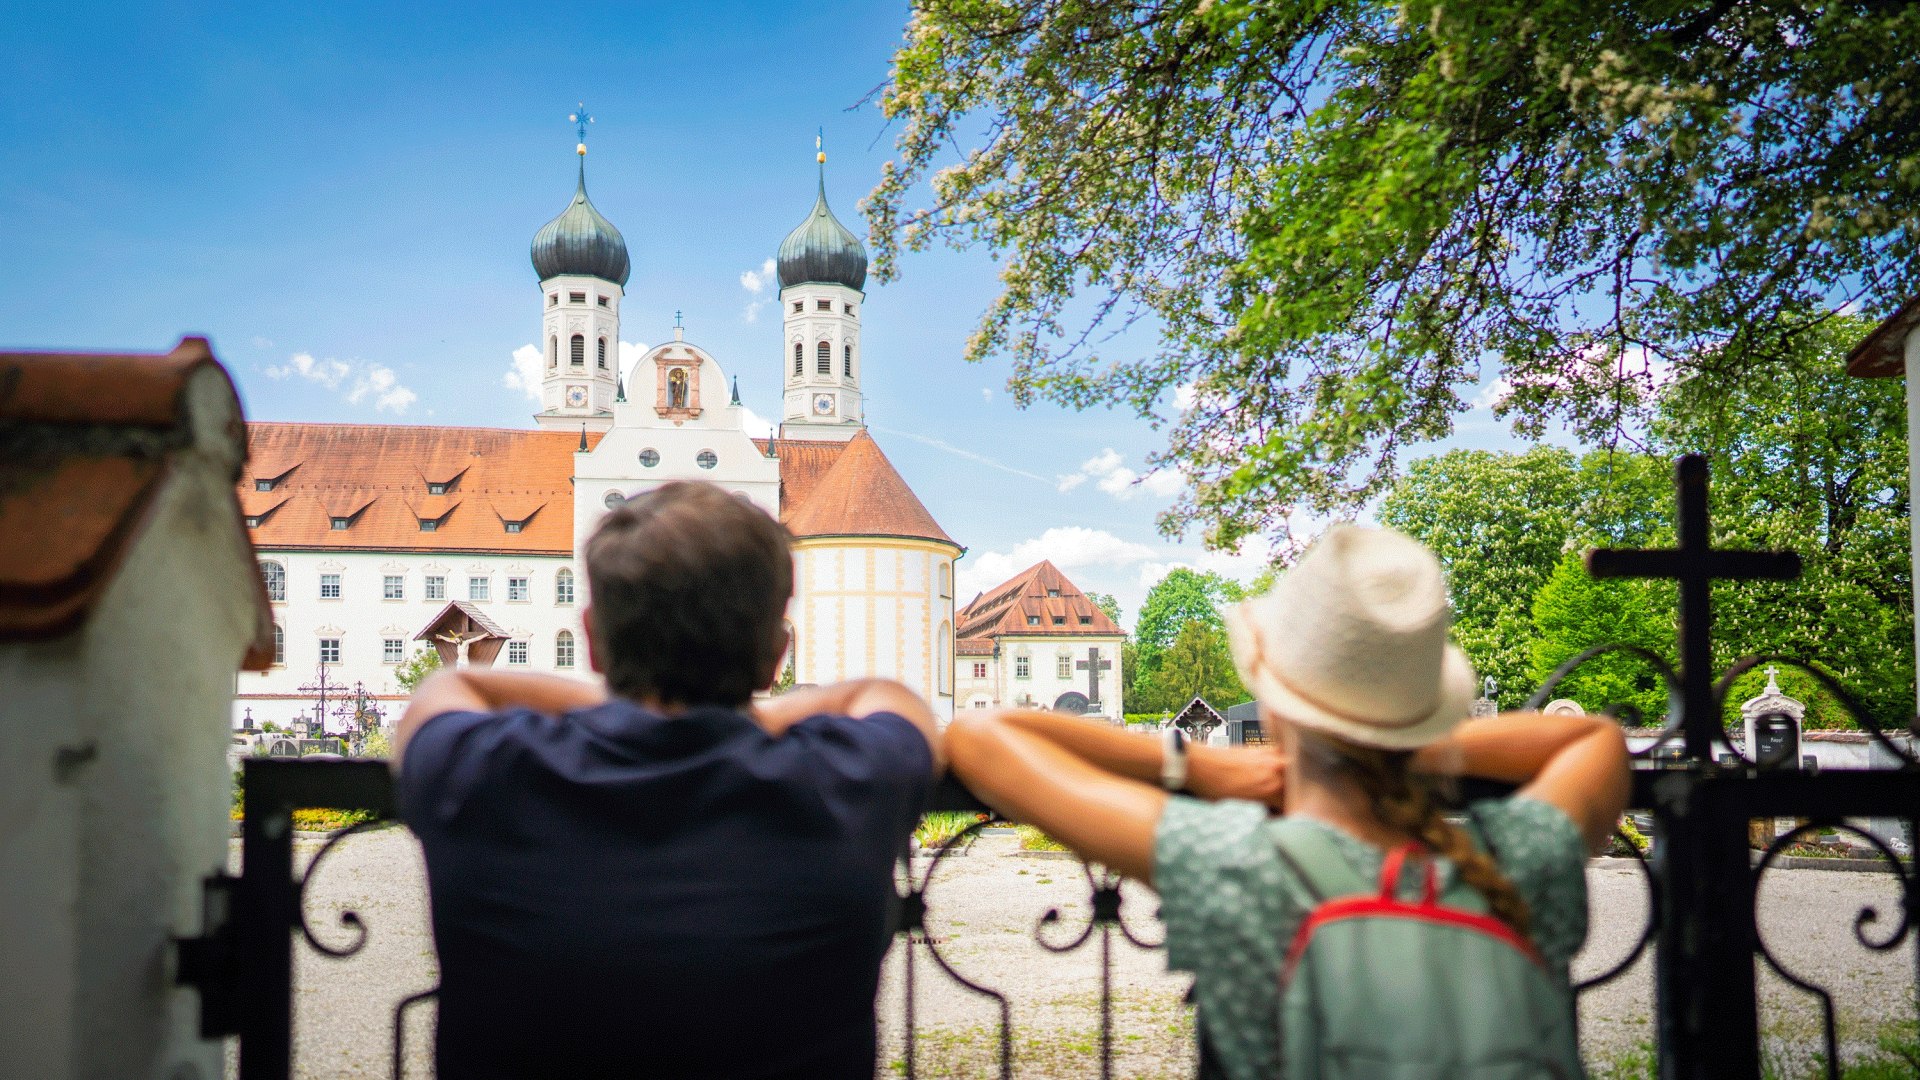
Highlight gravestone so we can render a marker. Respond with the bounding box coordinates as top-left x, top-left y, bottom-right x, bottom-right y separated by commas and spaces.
1468, 675, 1499, 718
1740, 667, 1805, 769
1542, 698, 1586, 716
